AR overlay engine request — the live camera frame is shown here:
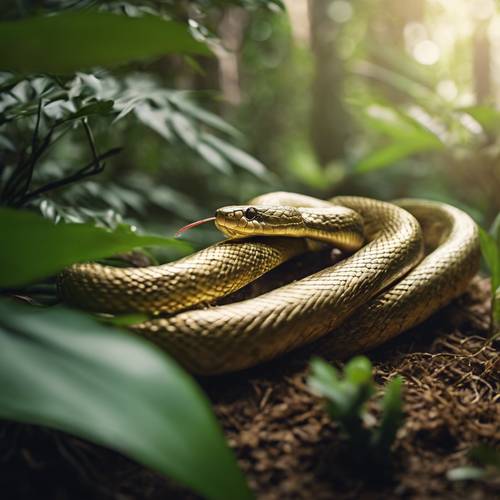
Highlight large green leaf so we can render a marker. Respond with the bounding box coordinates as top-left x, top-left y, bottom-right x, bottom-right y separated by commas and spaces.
461, 105, 500, 133
0, 11, 210, 74
0, 300, 251, 500
0, 208, 191, 288
355, 137, 442, 173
